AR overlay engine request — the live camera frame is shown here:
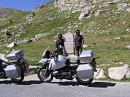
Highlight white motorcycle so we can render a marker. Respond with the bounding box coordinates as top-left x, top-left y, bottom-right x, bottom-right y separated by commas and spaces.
0, 50, 29, 83
38, 50, 96, 85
